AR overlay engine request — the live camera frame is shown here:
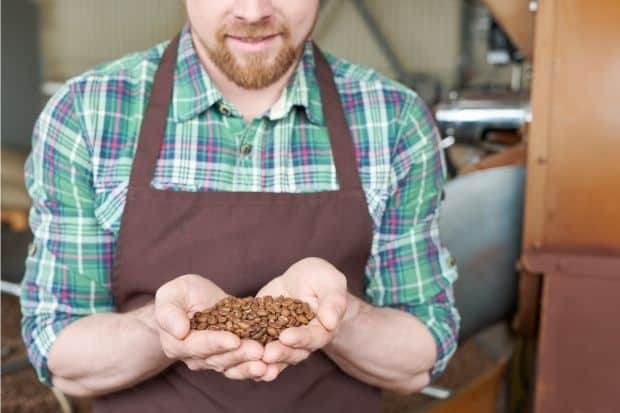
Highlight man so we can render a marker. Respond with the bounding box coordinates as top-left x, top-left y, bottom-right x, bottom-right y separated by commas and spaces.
21, 1, 459, 412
